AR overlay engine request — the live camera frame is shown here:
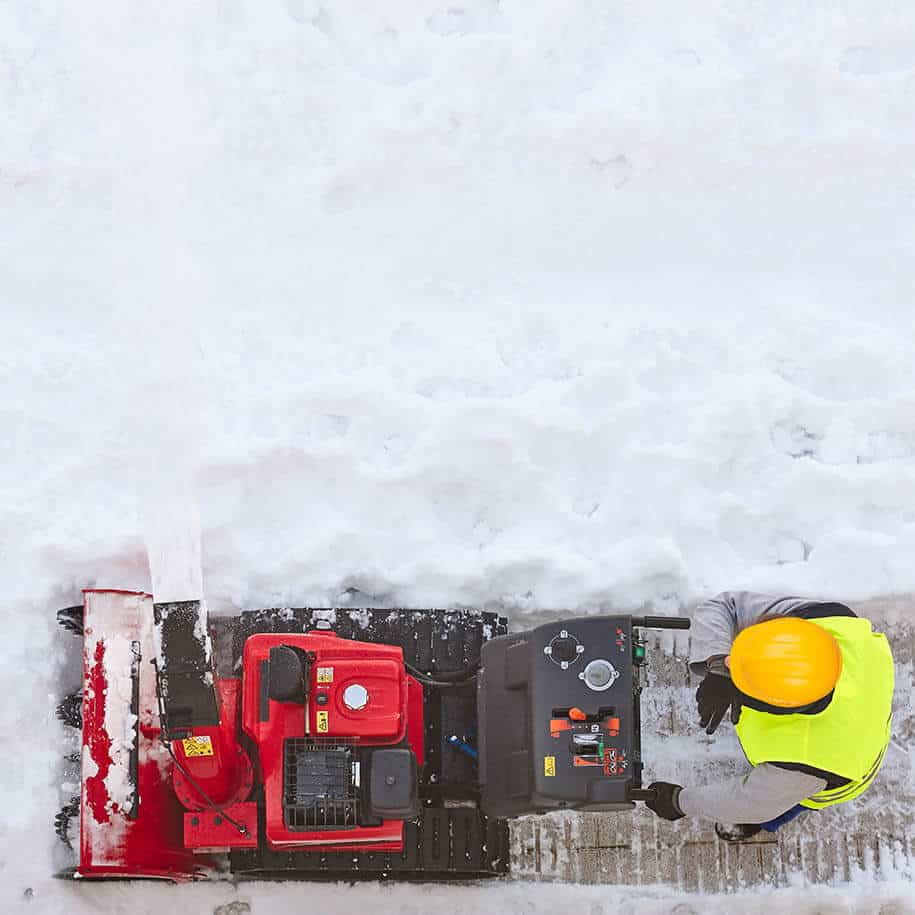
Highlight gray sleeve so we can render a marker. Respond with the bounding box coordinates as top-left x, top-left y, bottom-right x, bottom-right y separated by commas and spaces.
688, 591, 818, 676
678, 763, 827, 824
